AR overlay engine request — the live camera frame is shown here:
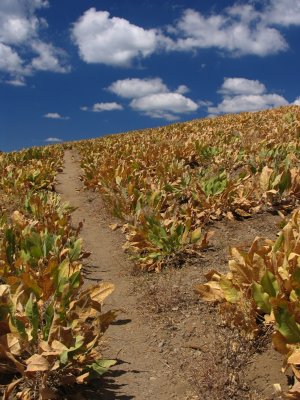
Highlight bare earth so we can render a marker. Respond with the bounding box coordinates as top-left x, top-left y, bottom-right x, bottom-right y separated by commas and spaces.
56, 150, 289, 400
